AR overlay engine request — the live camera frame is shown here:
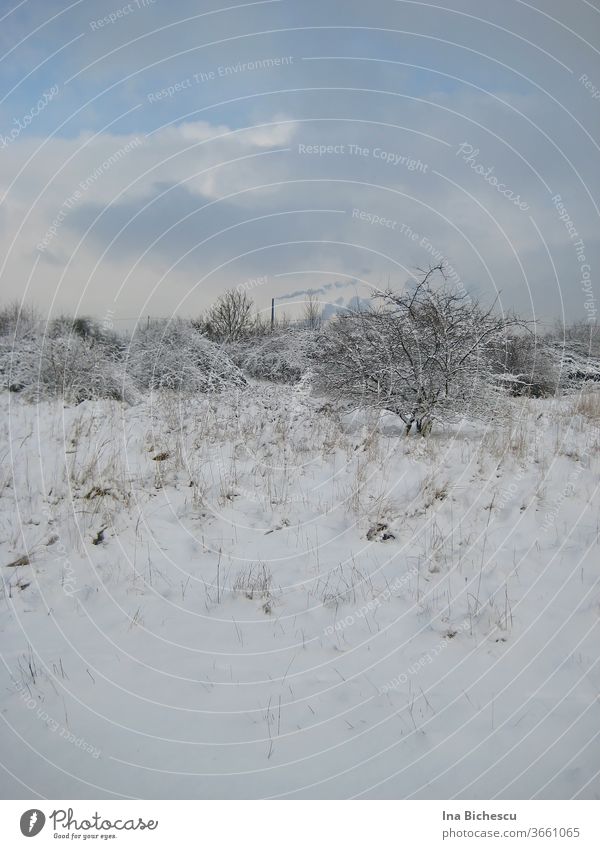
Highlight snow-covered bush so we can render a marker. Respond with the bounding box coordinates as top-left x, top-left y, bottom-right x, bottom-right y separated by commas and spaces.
494, 334, 559, 397
555, 320, 600, 357
315, 266, 525, 434
48, 314, 122, 352
0, 302, 40, 341
125, 319, 245, 393
227, 328, 318, 384
0, 334, 136, 403
0, 315, 245, 402
550, 341, 600, 390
